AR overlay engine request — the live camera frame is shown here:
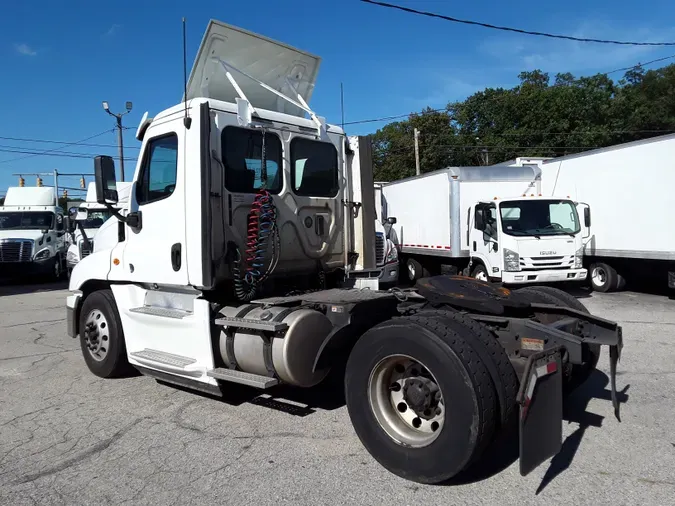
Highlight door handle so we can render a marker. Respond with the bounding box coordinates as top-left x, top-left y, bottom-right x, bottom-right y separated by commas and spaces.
472, 241, 476, 252
171, 243, 182, 271
315, 215, 325, 236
